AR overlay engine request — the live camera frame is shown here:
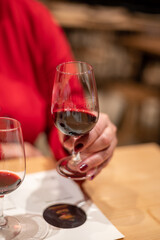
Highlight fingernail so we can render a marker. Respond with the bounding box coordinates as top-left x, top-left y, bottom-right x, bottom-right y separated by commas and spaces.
79, 163, 88, 172
90, 175, 95, 180
75, 143, 83, 152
